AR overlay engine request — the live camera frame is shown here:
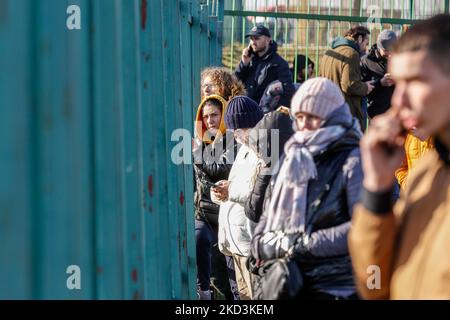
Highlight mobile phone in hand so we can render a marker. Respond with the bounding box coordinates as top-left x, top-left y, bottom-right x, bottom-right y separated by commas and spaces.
247, 43, 254, 56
